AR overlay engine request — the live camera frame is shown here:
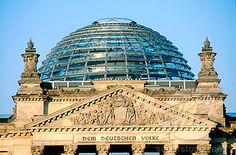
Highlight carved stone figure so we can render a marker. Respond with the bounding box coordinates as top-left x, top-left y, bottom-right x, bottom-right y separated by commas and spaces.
104, 101, 115, 124
123, 100, 136, 125
70, 95, 172, 126
149, 112, 158, 124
